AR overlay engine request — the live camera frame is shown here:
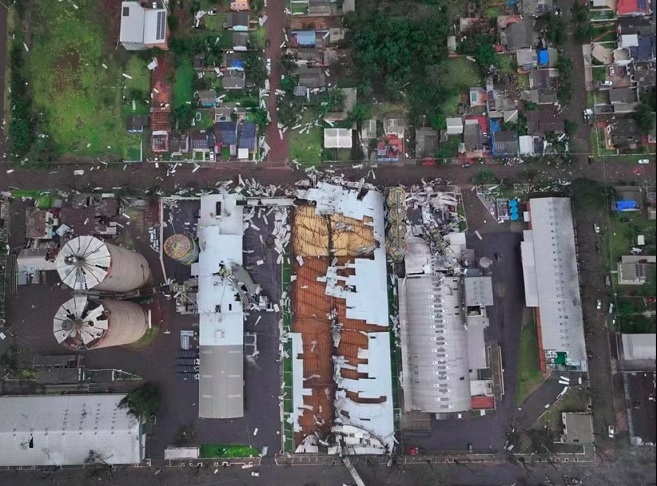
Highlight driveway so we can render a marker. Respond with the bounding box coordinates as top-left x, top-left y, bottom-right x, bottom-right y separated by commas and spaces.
263, 0, 289, 168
